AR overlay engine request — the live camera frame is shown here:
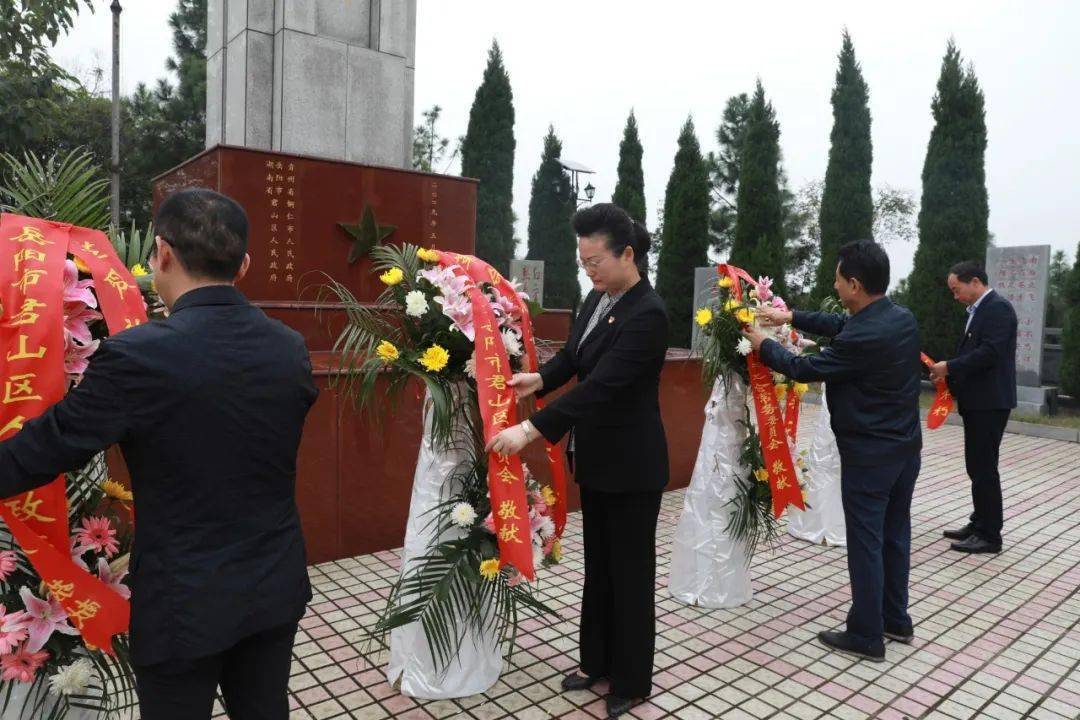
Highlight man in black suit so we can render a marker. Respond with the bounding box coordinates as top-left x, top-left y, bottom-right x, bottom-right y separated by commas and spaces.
487, 204, 668, 719
928, 261, 1017, 554
744, 240, 922, 663
0, 189, 318, 719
